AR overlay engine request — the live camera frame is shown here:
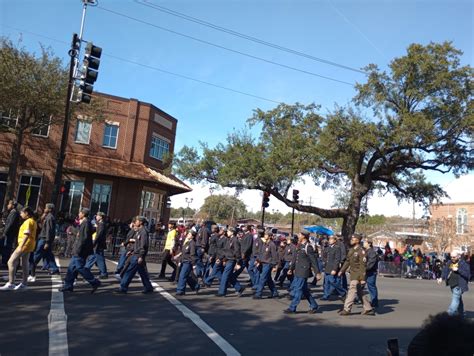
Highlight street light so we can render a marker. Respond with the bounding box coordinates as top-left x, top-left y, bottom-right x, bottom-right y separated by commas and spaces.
185, 197, 193, 224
